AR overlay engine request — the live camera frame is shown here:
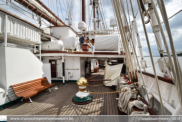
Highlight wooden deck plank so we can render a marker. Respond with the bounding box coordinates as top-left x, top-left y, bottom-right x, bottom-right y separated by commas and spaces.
39, 83, 72, 115
0, 75, 120, 115
55, 83, 78, 115
82, 93, 92, 115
